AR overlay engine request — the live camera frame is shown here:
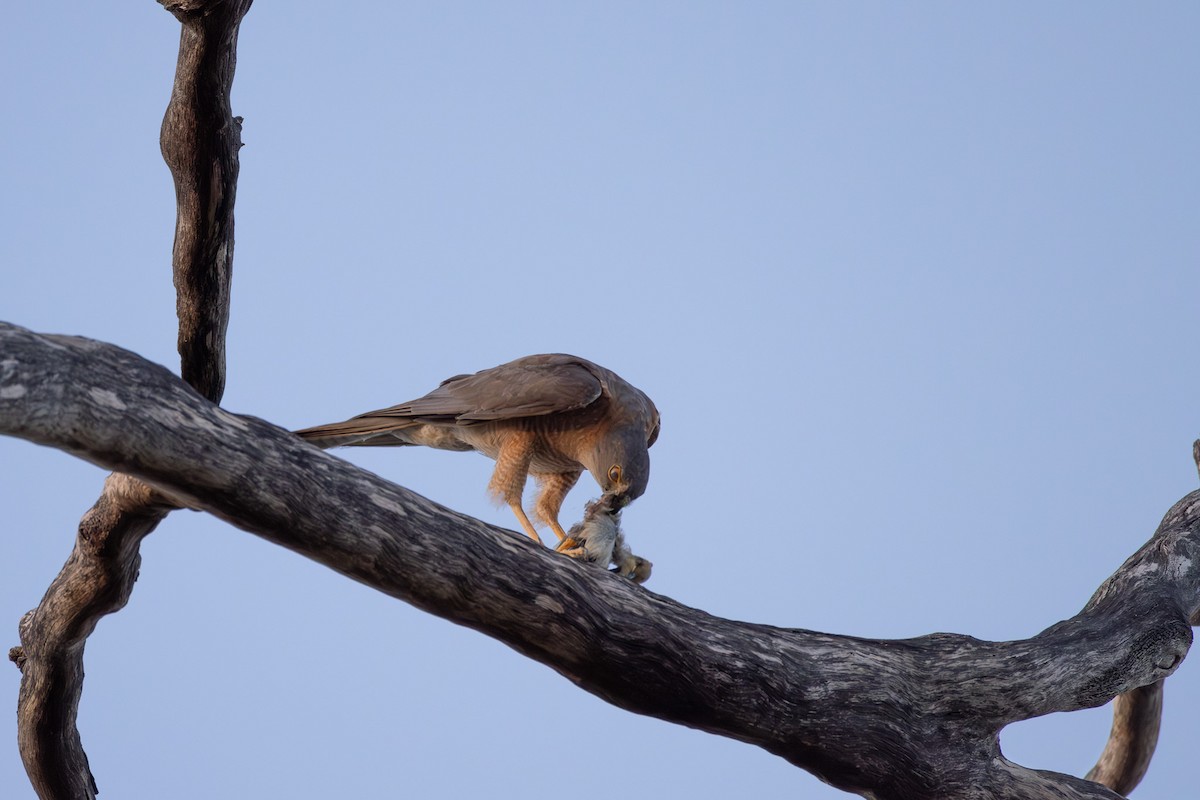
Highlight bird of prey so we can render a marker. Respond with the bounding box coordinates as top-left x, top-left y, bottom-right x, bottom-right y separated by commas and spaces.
295, 354, 660, 546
